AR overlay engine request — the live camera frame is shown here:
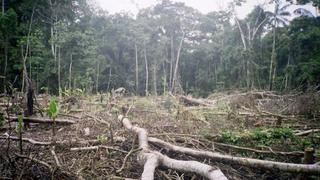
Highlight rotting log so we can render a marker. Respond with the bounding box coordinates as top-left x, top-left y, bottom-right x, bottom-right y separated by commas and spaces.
7, 116, 75, 124
118, 115, 228, 180
148, 137, 320, 174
